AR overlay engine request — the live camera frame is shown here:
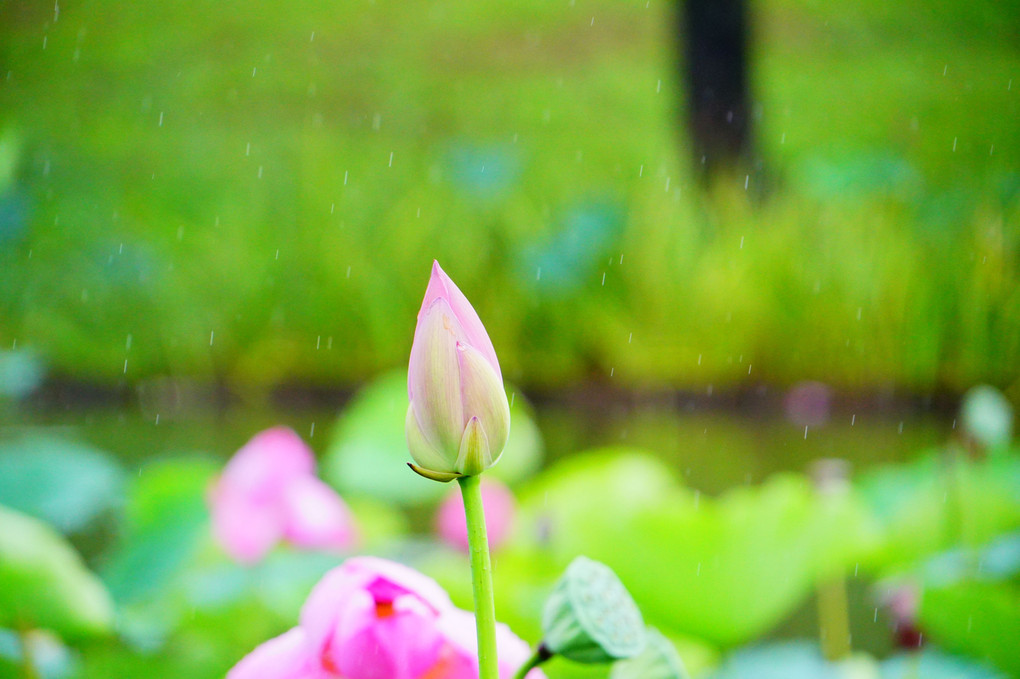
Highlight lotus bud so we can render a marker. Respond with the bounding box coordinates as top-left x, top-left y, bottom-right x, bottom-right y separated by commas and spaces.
406, 261, 510, 482
541, 556, 646, 664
